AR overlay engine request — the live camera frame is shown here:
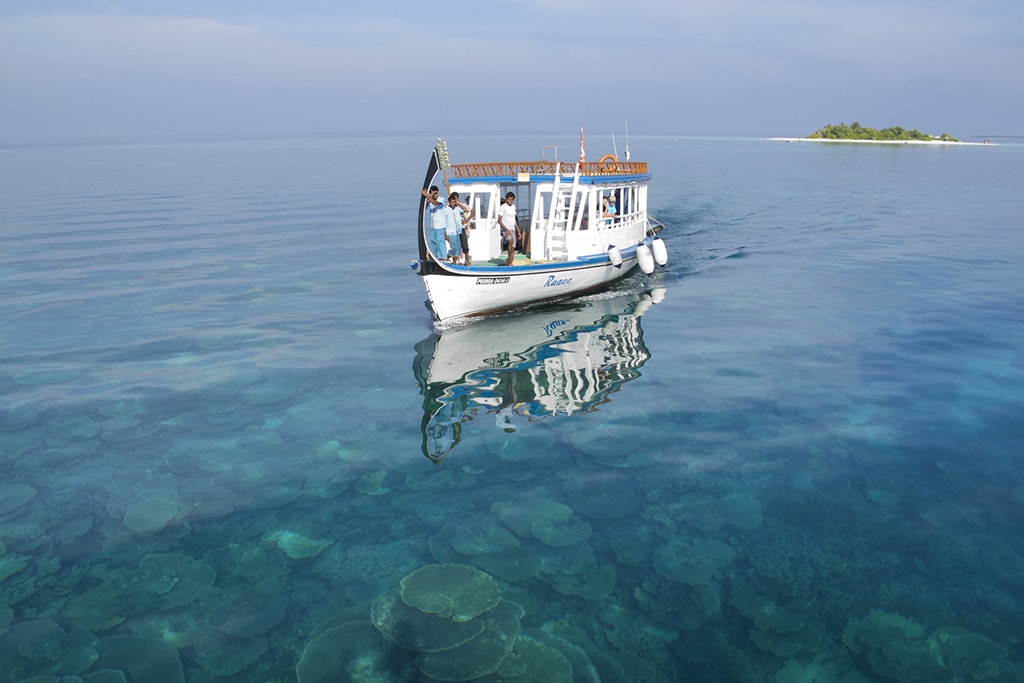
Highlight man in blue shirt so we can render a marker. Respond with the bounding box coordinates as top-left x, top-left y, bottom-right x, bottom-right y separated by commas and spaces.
448, 192, 474, 266
422, 185, 448, 261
